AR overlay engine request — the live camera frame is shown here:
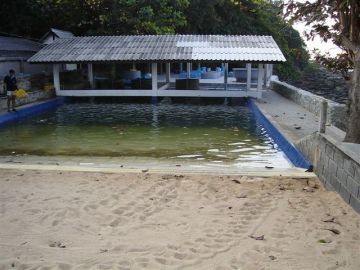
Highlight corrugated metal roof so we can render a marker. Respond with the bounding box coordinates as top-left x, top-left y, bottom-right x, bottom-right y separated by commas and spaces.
0, 36, 43, 52
0, 36, 43, 60
28, 35, 286, 63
